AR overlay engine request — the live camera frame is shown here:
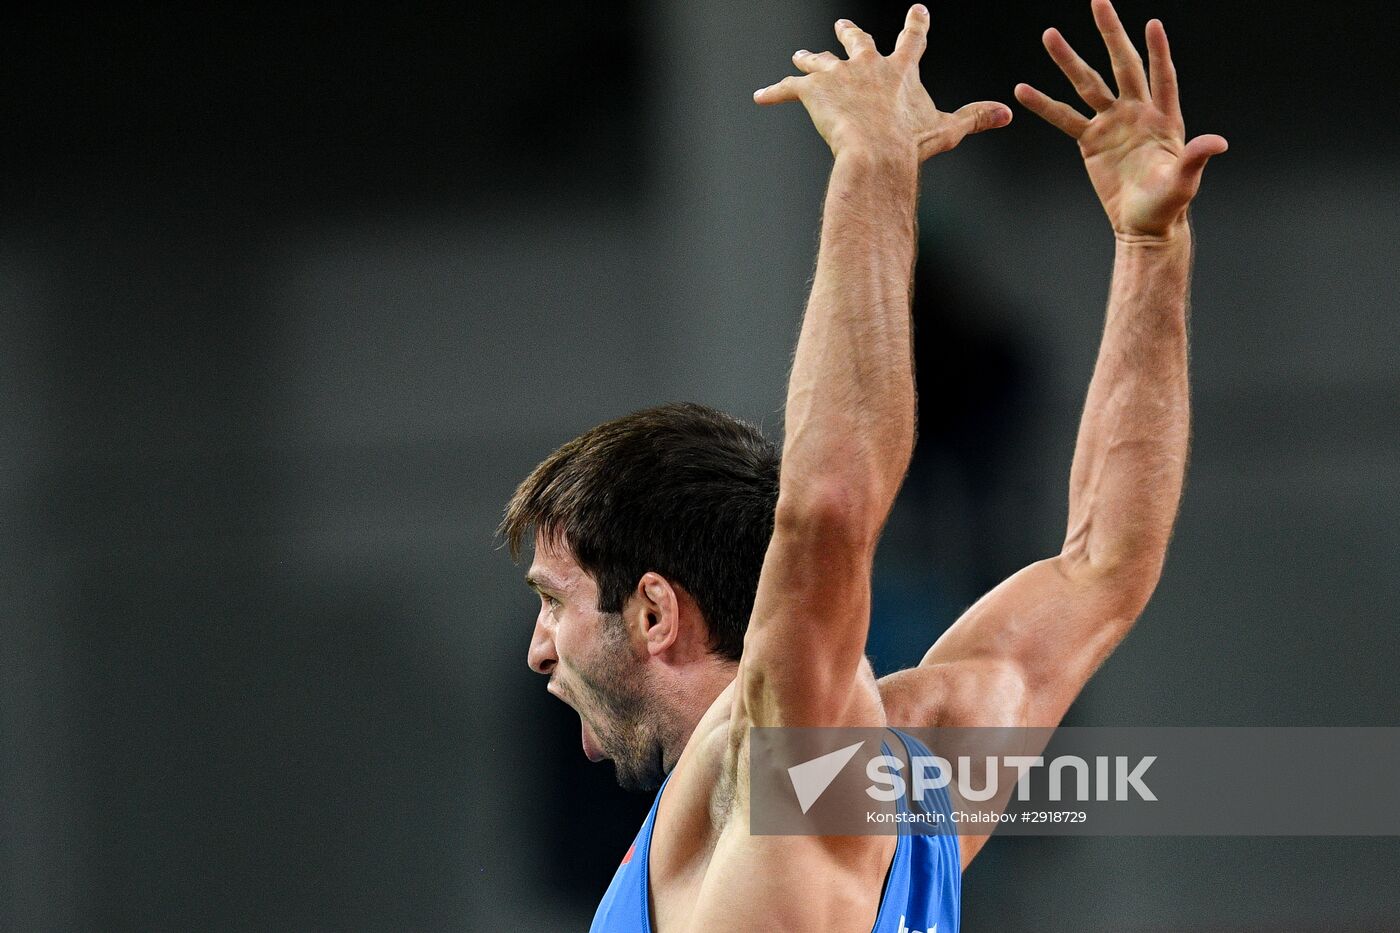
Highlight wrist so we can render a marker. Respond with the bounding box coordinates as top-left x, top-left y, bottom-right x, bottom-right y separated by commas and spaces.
1114, 217, 1191, 249
833, 141, 920, 176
